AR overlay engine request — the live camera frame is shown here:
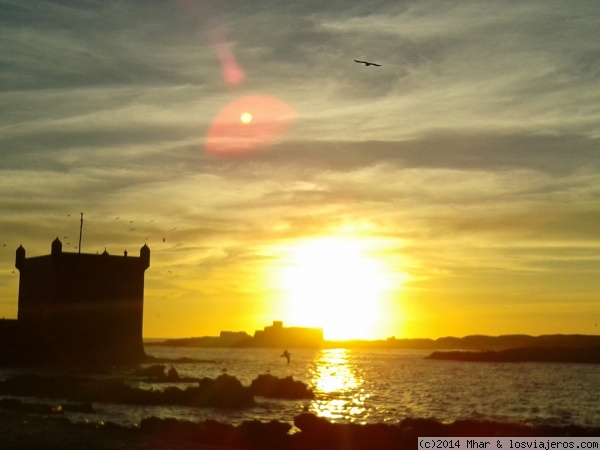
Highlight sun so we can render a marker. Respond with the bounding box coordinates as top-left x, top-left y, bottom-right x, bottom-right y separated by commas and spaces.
277, 237, 393, 341
240, 112, 252, 124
